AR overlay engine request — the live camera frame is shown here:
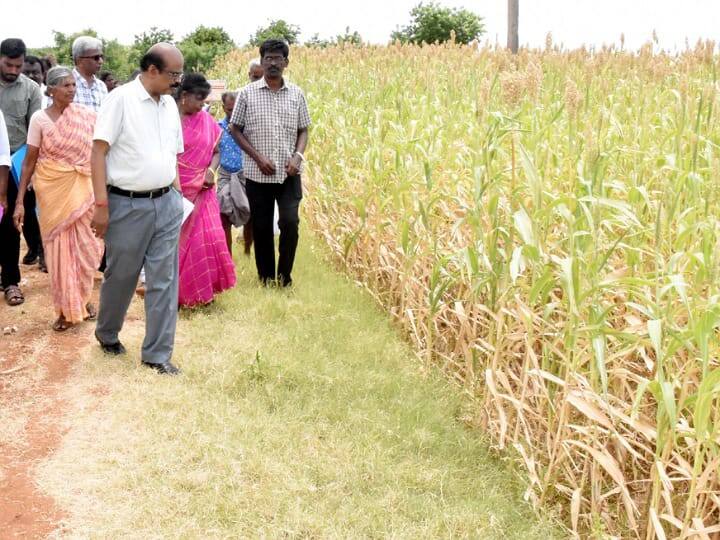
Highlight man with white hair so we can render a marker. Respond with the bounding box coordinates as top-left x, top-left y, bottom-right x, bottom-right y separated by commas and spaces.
71, 36, 107, 111
248, 58, 263, 82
